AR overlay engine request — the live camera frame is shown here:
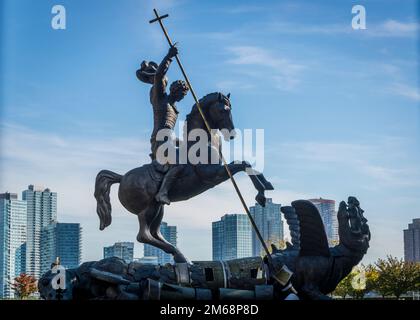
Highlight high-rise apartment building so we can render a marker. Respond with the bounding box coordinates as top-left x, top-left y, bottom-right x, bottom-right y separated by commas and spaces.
308, 198, 339, 246
0, 193, 27, 298
104, 242, 134, 263
250, 198, 283, 256
22, 185, 57, 279
404, 218, 420, 262
212, 214, 252, 261
41, 222, 82, 274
